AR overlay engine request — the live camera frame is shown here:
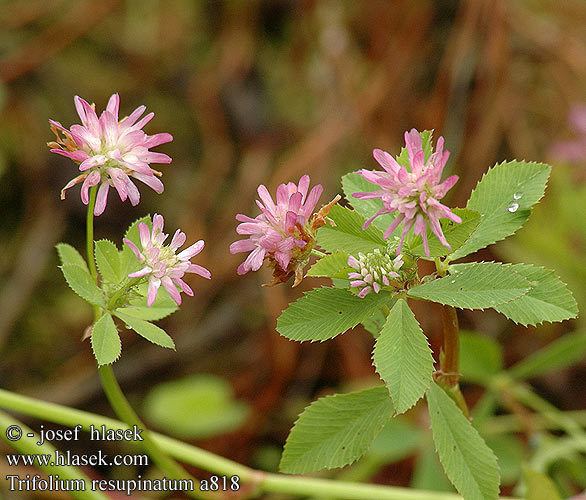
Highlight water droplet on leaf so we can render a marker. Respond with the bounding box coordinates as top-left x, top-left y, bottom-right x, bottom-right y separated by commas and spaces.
507, 202, 519, 213
513, 192, 523, 200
